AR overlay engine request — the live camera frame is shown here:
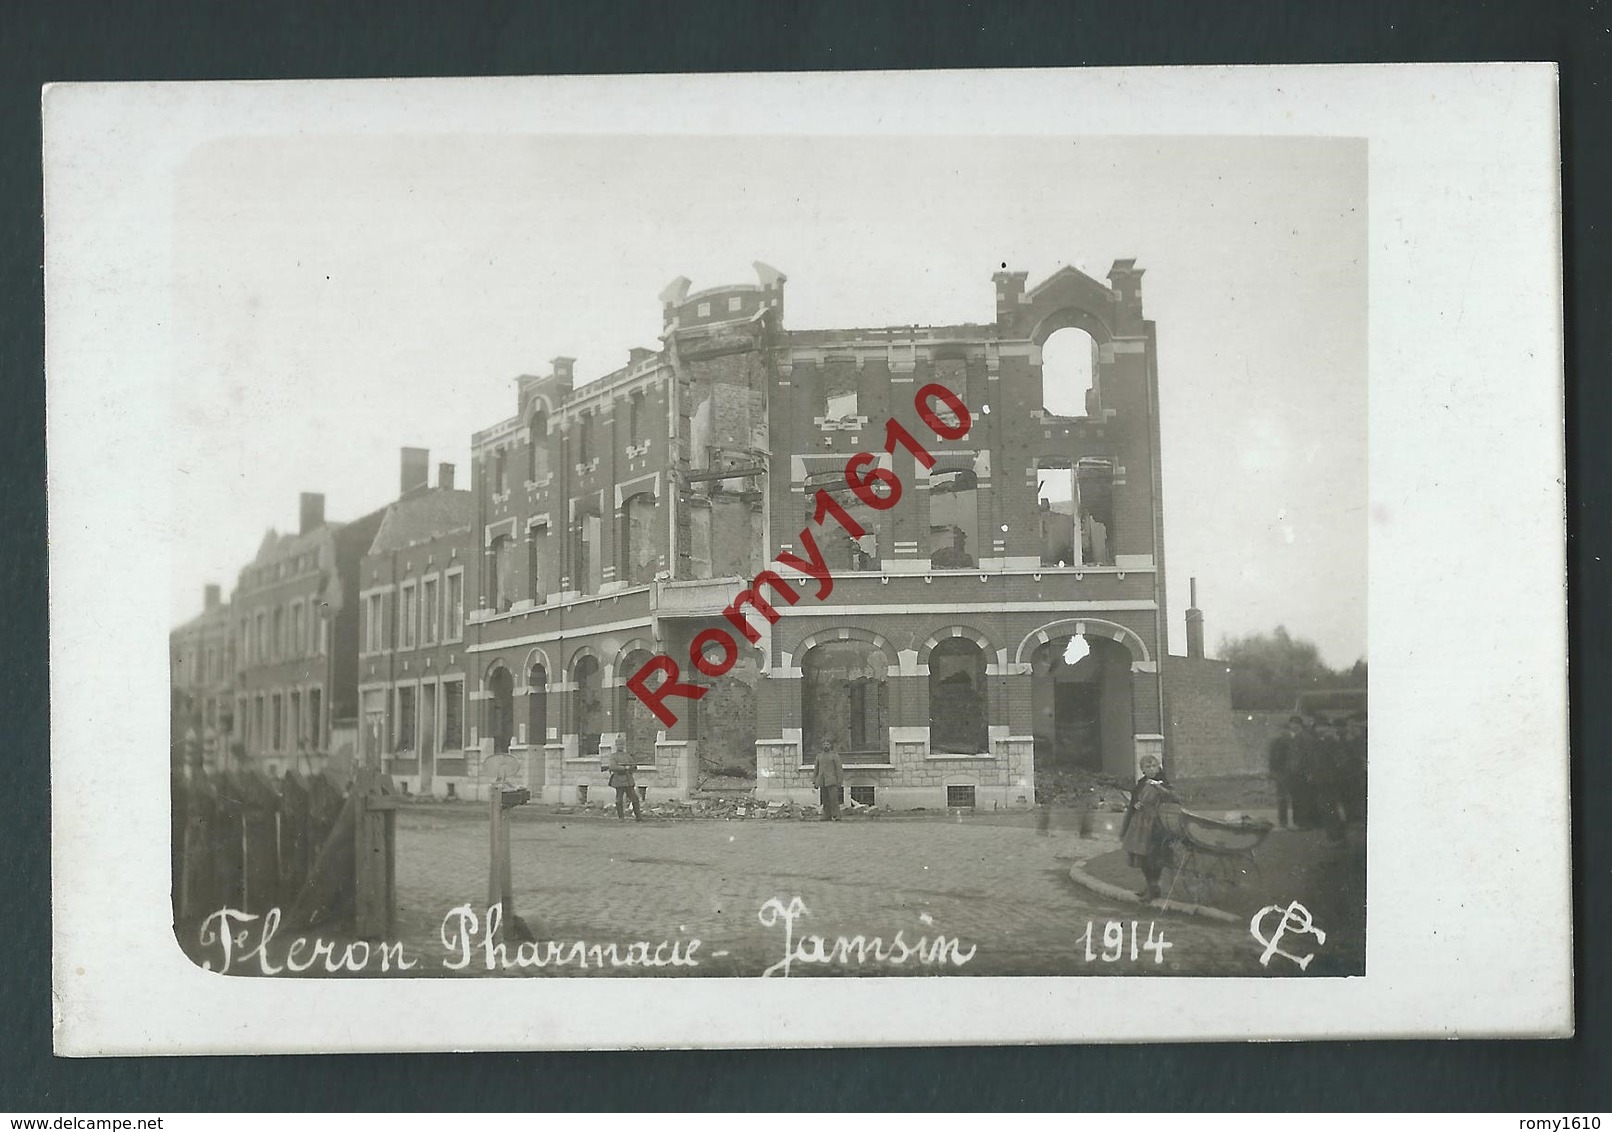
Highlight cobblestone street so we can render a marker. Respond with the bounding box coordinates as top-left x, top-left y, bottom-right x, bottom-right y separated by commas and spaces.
388, 806, 1282, 978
